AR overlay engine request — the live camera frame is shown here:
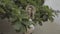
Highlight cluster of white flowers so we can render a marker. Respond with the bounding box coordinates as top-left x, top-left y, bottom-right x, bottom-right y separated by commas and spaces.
26, 19, 35, 34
